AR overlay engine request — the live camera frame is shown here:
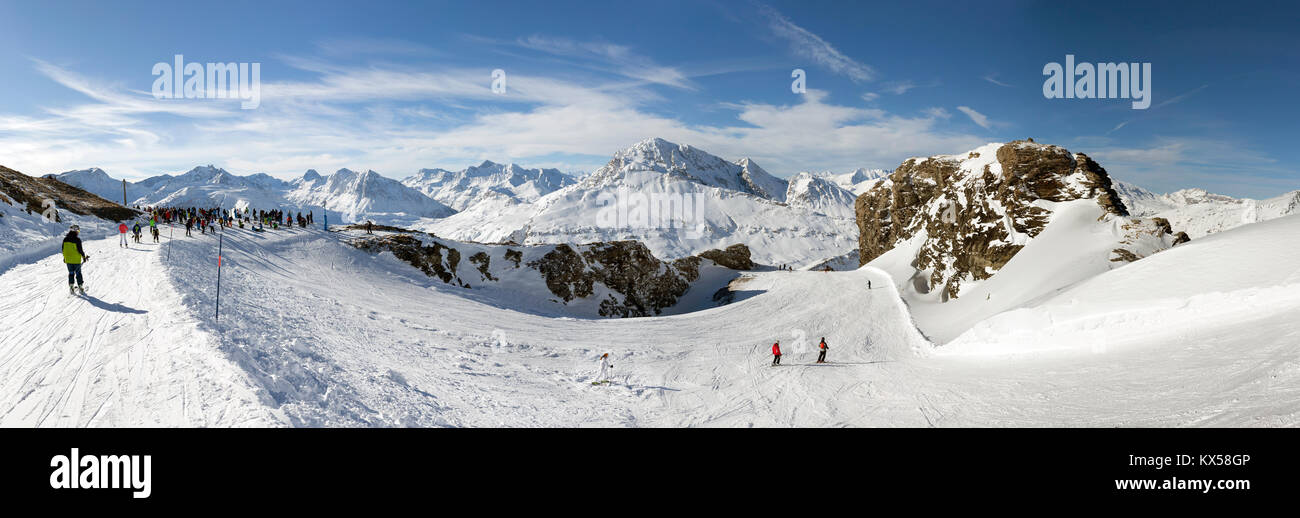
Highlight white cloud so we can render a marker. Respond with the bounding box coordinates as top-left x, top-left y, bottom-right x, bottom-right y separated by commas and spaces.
758, 4, 874, 83
1, 57, 987, 182
956, 106, 992, 129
